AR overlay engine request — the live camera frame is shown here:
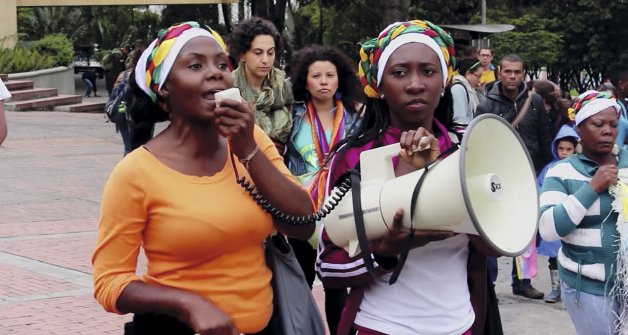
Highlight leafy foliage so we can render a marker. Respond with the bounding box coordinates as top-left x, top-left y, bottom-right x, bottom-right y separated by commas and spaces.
31, 33, 74, 67
11, 0, 627, 93
17, 6, 158, 52
160, 5, 220, 28
488, 14, 562, 78
0, 47, 55, 73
